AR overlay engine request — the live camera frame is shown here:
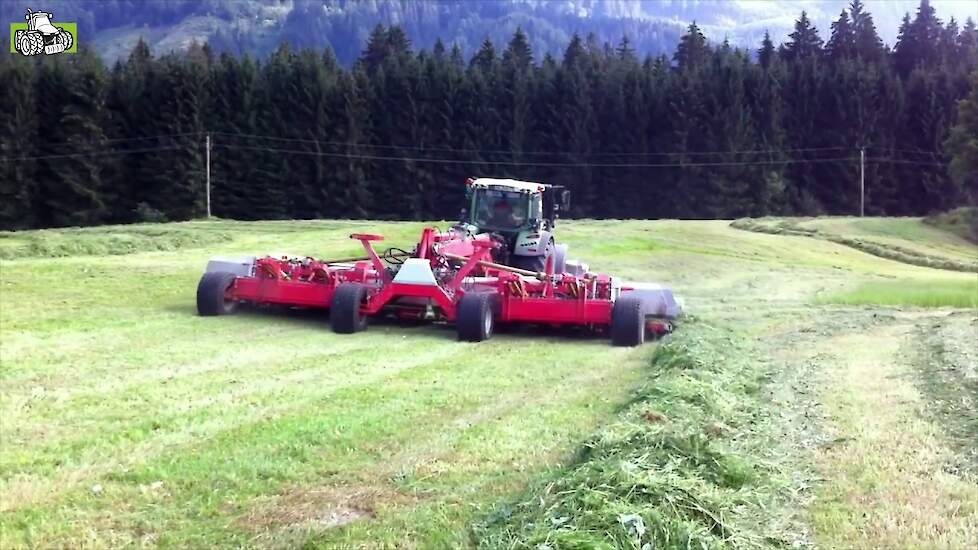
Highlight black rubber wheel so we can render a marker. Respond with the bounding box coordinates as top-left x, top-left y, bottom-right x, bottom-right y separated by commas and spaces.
331, 283, 369, 334
611, 294, 645, 347
197, 271, 239, 316
457, 292, 496, 342
511, 240, 554, 273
